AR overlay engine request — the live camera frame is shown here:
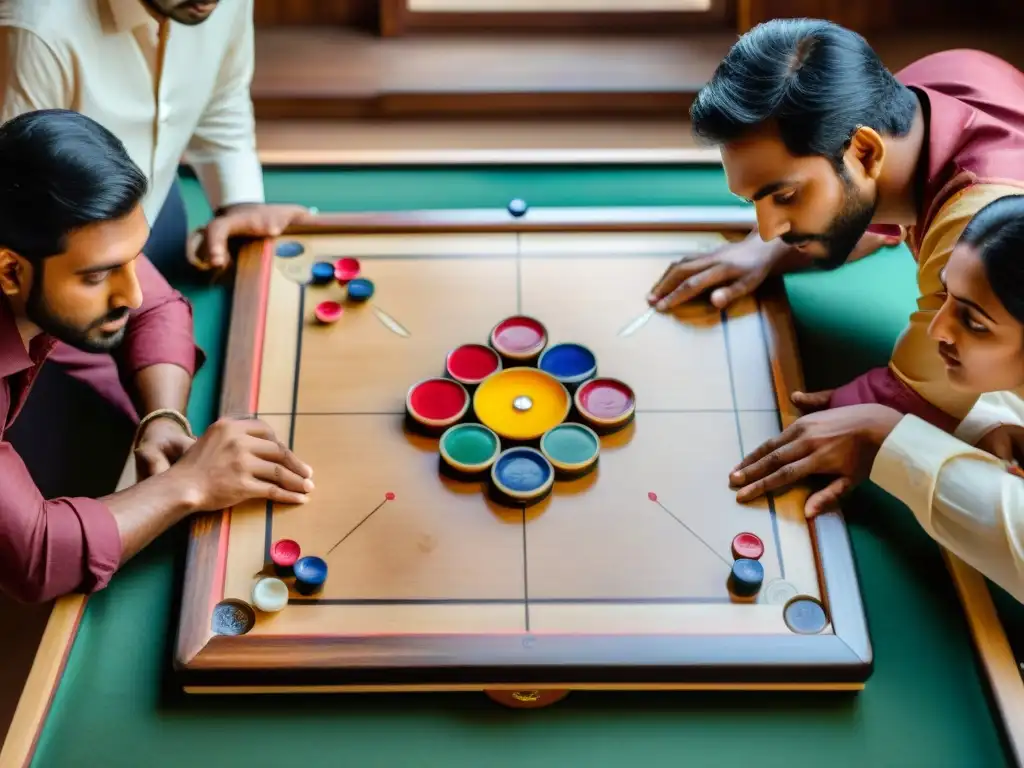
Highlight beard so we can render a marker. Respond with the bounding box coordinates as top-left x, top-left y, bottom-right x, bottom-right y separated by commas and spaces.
140, 0, 219, 26
782, 172, 877, 270
25, 268, 128, 353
